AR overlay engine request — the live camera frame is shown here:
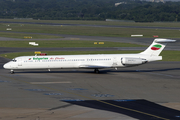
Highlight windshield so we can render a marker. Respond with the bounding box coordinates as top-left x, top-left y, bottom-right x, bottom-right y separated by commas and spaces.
11, 59, 17, 62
